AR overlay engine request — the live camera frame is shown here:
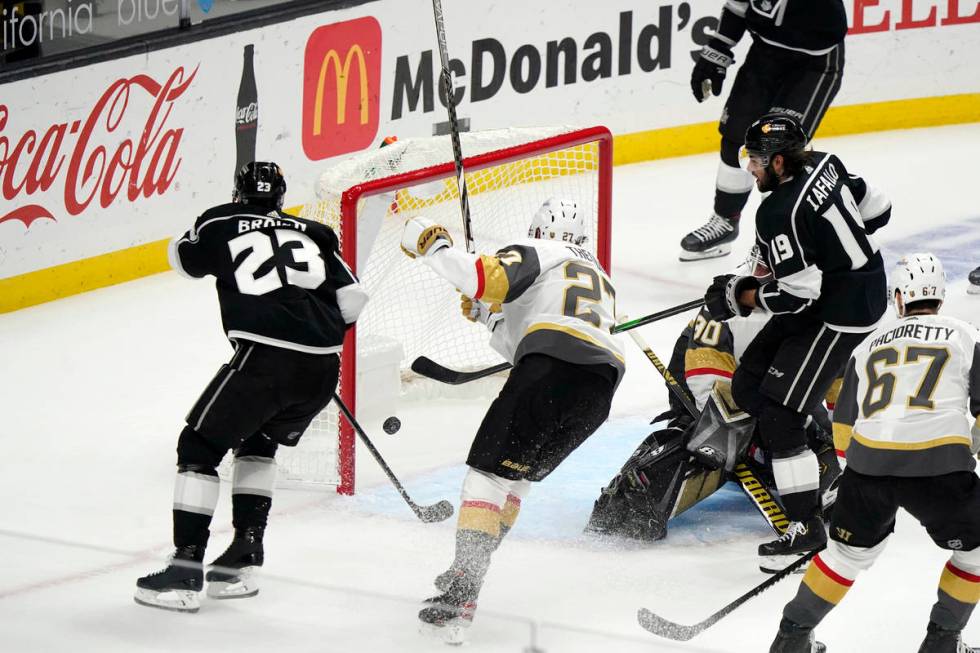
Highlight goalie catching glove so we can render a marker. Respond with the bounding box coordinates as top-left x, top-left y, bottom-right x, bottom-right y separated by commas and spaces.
704, 274, 759, 321
401, 216, 453, 258
460, 295, 503, 329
